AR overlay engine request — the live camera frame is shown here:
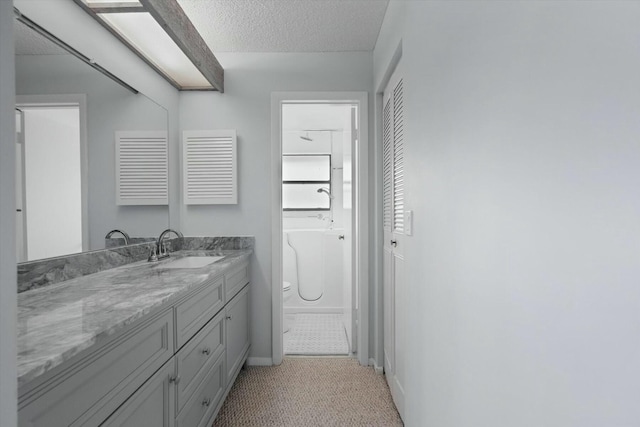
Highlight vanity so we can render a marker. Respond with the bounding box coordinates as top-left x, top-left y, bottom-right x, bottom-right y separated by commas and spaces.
14, 5, 252, 426
17, 250, 251, 427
